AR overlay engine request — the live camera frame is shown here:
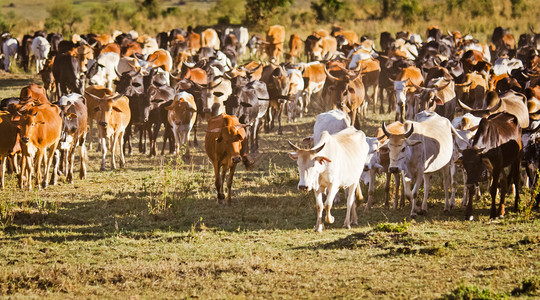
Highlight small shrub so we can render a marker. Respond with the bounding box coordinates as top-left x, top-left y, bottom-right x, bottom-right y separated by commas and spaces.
511, 276, 540, 296
374, 221, 410, 233
442, 284, 504, 300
